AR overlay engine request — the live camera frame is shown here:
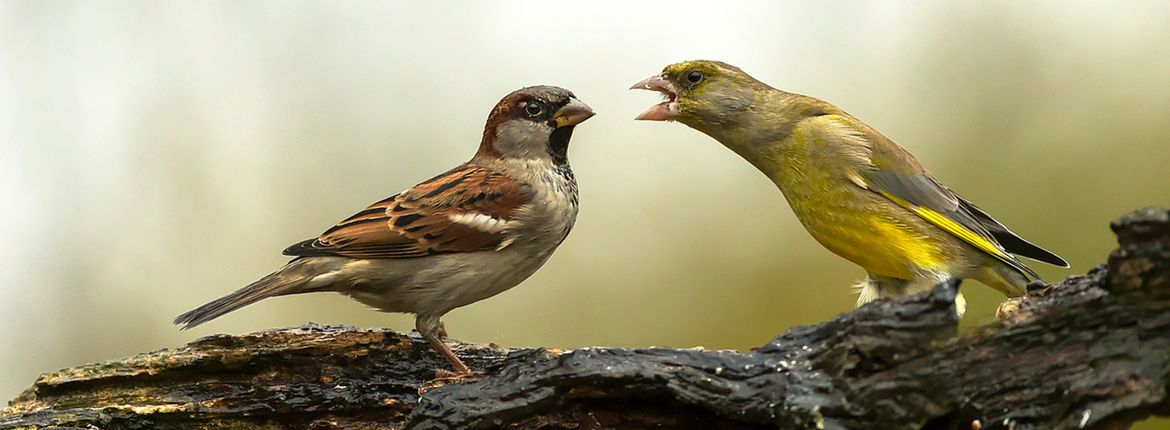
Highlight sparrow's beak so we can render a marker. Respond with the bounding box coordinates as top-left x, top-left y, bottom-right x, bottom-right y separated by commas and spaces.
553, 98, 596, 128
630, 75, 680, 121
